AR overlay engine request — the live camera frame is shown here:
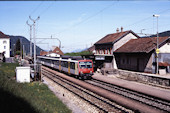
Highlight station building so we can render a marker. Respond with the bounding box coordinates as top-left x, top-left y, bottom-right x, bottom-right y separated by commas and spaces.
94, 28, 139, 70
114, 36, 170, 74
